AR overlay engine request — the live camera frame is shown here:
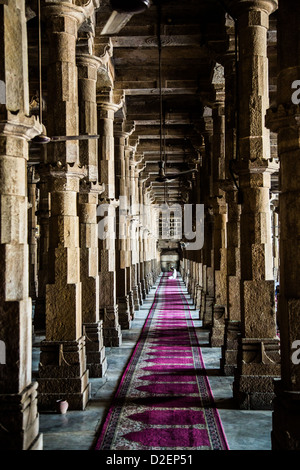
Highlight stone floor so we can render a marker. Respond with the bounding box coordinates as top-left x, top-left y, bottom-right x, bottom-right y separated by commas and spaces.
32, 277, 273, 451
